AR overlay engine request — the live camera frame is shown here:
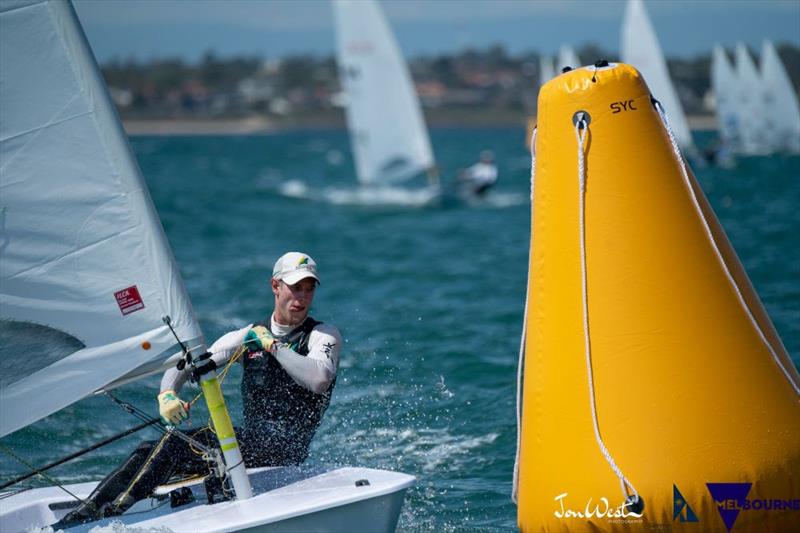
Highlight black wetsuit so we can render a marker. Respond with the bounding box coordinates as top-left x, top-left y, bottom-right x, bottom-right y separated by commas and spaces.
240, 317, 334, 466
